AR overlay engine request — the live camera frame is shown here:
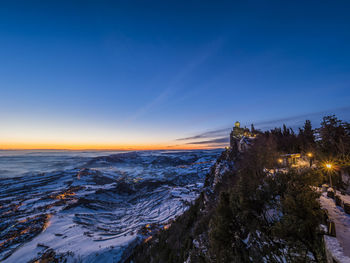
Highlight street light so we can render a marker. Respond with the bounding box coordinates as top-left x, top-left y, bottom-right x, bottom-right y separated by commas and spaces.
325, 162, 334, 188
307, 152, 313, 167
